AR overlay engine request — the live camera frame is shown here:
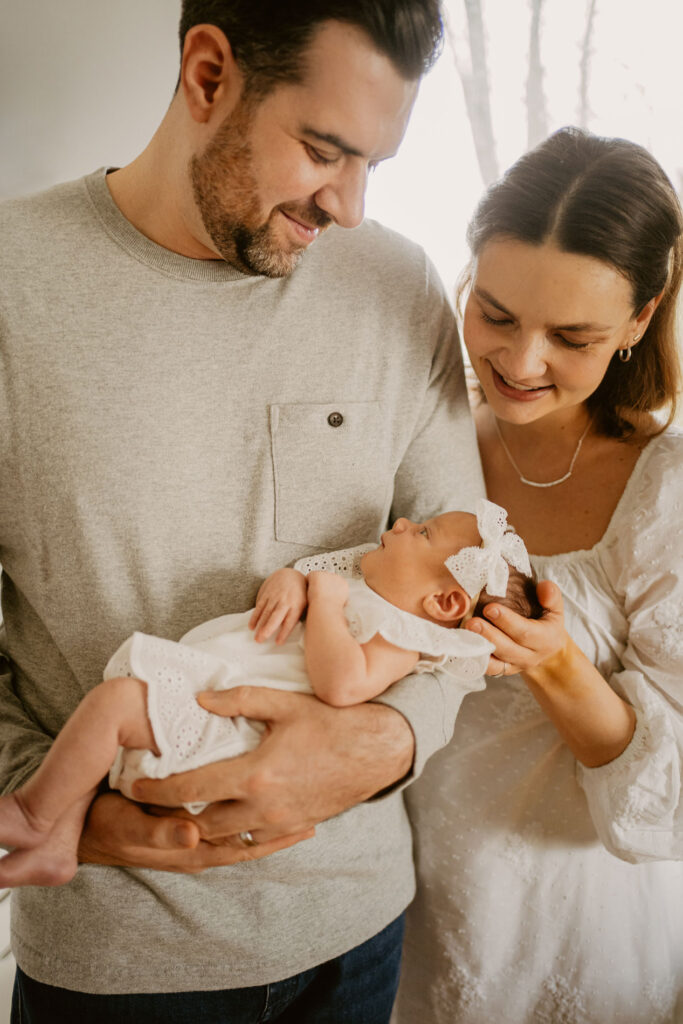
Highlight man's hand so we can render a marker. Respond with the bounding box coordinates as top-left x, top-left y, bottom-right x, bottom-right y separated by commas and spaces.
130, 688, 415, 847
249, 568, 308, 643
78, 792, 314, 872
